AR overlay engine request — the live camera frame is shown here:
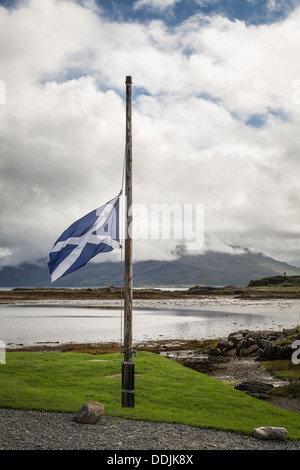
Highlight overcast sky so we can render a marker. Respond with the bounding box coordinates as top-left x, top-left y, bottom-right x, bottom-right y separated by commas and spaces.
0, 0, 300, 270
